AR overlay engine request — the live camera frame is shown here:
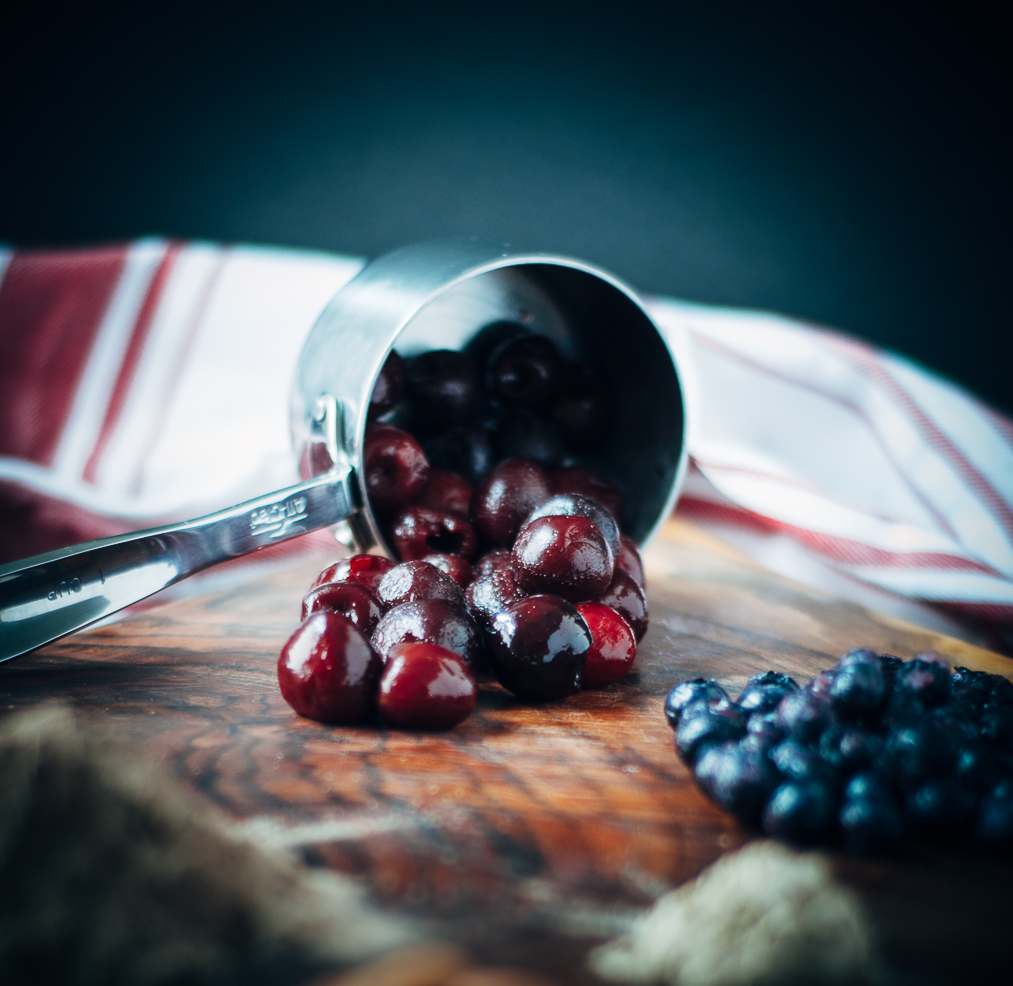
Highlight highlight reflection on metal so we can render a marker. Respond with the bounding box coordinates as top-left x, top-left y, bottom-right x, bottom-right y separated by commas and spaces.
0, 397, 355, 663
0, 240, 688, 664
